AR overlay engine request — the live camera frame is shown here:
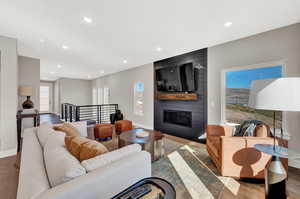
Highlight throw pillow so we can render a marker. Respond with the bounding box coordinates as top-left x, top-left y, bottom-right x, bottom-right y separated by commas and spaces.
81, 144, 141, 172
79, 141, 108, 162
53, 123, 80, 137
44, 133, 86, 187
37, 123, 56, 148
65, 136, 90, 160
67, 121, 88, 137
